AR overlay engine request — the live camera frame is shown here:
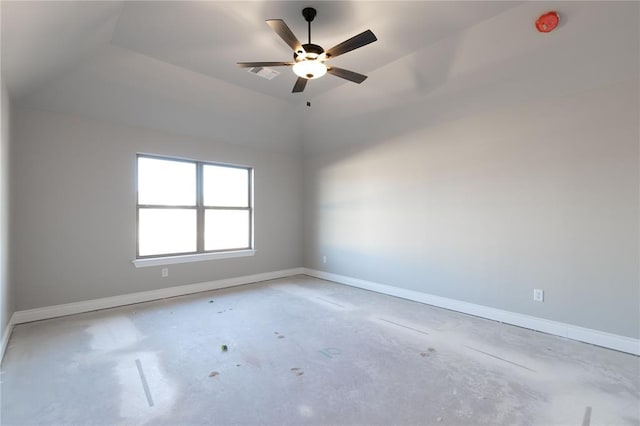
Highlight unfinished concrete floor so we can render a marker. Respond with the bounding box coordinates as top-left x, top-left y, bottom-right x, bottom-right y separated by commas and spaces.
1, 275, 638, 425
